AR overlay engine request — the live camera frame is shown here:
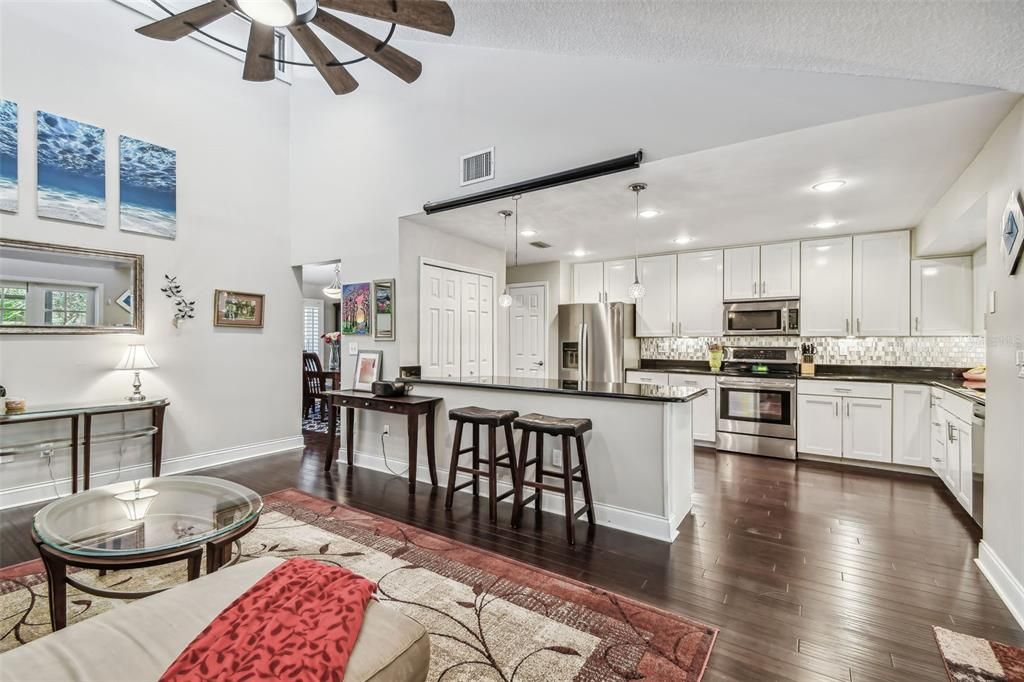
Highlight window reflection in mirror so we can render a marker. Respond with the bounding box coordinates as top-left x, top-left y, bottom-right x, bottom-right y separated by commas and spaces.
0, 239, 142, 333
